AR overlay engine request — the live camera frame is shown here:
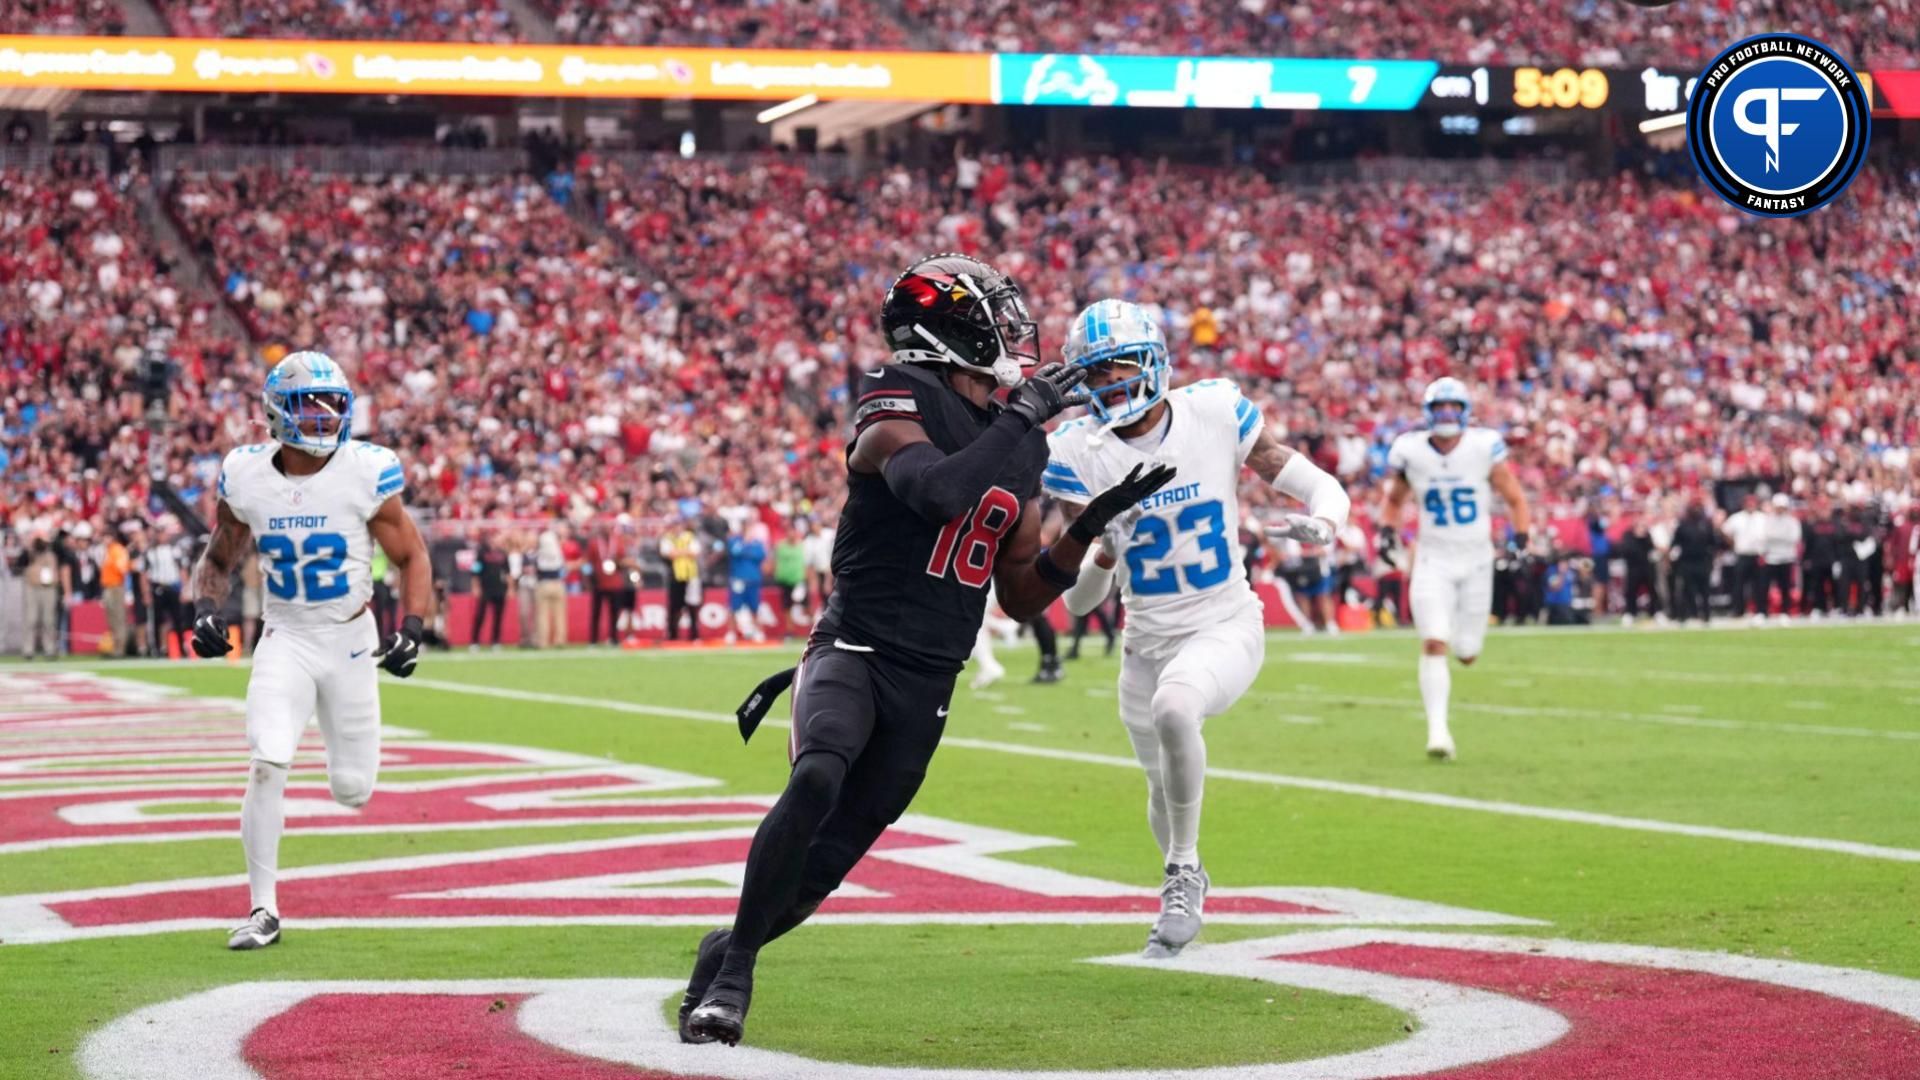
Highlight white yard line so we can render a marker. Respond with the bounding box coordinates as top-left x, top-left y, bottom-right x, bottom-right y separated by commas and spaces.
391, 679, 1920, 865
1279, 689, 1920, 743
